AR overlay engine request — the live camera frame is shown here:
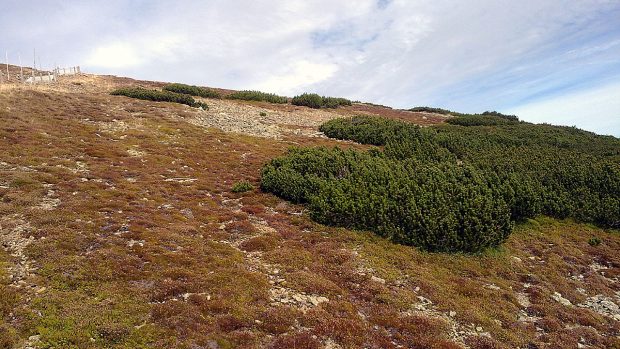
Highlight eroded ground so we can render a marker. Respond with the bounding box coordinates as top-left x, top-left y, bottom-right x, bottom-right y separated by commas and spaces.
0, 76, 618, 349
